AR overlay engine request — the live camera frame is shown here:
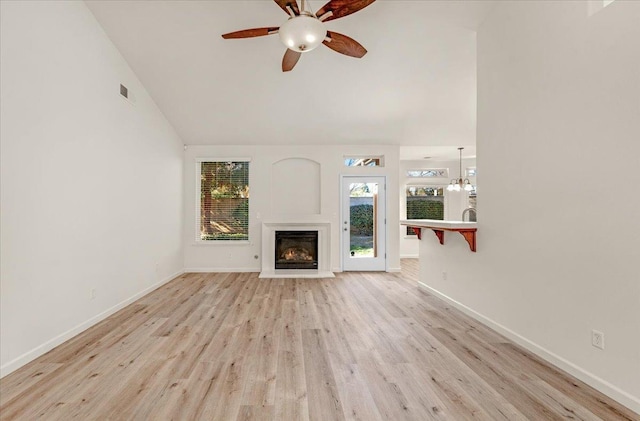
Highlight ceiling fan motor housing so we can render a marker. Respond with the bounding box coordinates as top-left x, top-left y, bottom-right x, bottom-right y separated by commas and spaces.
278, 15, 326, 52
